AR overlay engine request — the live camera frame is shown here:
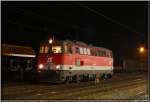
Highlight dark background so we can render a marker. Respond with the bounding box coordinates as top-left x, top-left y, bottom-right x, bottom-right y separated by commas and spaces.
1, 1, 148, 65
